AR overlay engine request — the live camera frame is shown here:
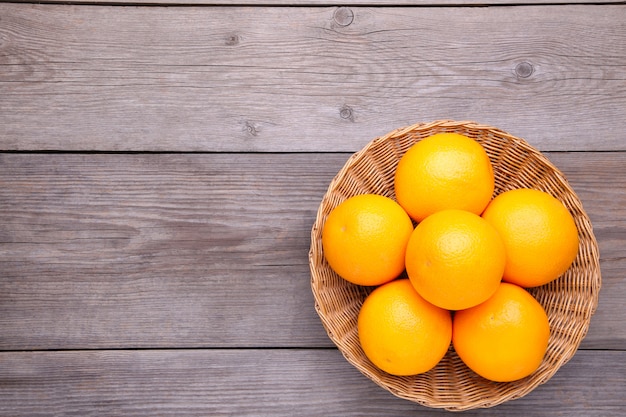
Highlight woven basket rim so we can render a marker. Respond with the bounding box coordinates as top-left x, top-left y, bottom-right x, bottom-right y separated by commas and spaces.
309, 120, 601, 411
